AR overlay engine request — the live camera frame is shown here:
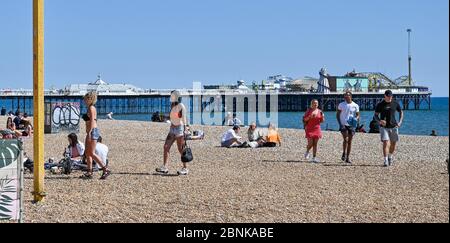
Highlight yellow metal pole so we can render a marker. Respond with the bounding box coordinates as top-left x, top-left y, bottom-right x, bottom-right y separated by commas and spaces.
33, 0, 46, 202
